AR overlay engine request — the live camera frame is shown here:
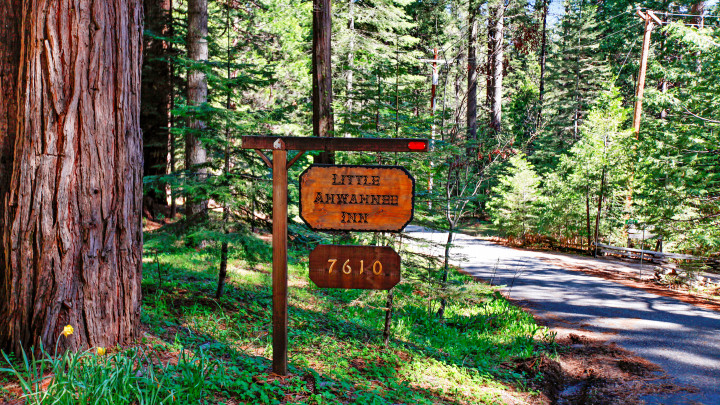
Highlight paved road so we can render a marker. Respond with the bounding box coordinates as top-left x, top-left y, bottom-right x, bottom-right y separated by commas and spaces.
404, 226, 720, 405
